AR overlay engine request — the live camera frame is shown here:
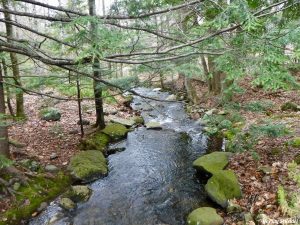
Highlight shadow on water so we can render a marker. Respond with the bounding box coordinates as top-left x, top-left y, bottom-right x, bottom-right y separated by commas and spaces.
30, 88, 209, 225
